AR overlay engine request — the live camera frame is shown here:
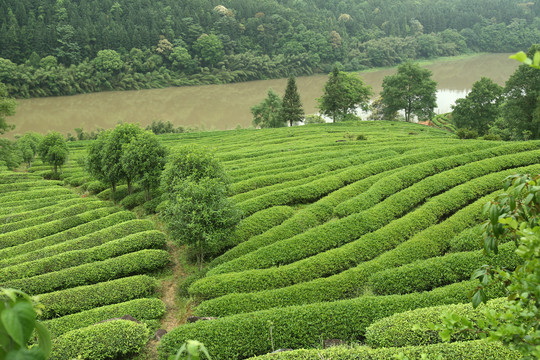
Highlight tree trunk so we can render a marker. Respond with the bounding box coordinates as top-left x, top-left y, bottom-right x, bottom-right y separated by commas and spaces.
127, 178, 132, 195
